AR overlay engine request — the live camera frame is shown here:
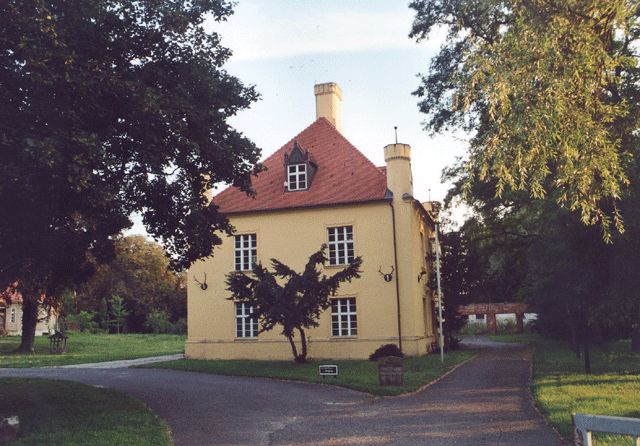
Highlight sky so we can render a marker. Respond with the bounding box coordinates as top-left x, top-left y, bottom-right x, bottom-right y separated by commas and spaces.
128, 1, 470, 235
